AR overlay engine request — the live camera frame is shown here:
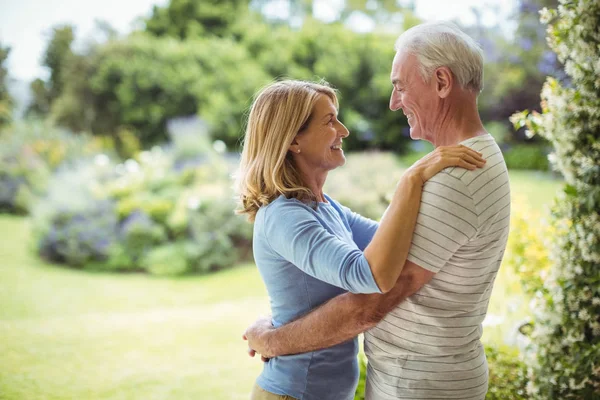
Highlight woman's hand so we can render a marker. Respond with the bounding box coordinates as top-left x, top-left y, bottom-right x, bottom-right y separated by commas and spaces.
243, 315, 275, 361
407, 145, 486, 185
